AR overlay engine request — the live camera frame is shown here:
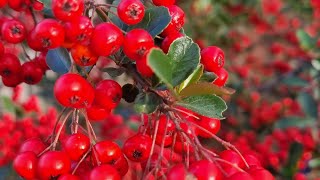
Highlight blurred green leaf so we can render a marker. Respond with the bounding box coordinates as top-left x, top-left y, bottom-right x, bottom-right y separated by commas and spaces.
101, 67, 125, 78
282, 142, 303, 178
176, 95, 227, 119
134, 92, 161, 114
296, 29, 316, 50
1, 96, 16, 113
274, 116, 316, 129
309, 158, 320, 168
297, 92, 318, 119
282, 76, 308, 87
